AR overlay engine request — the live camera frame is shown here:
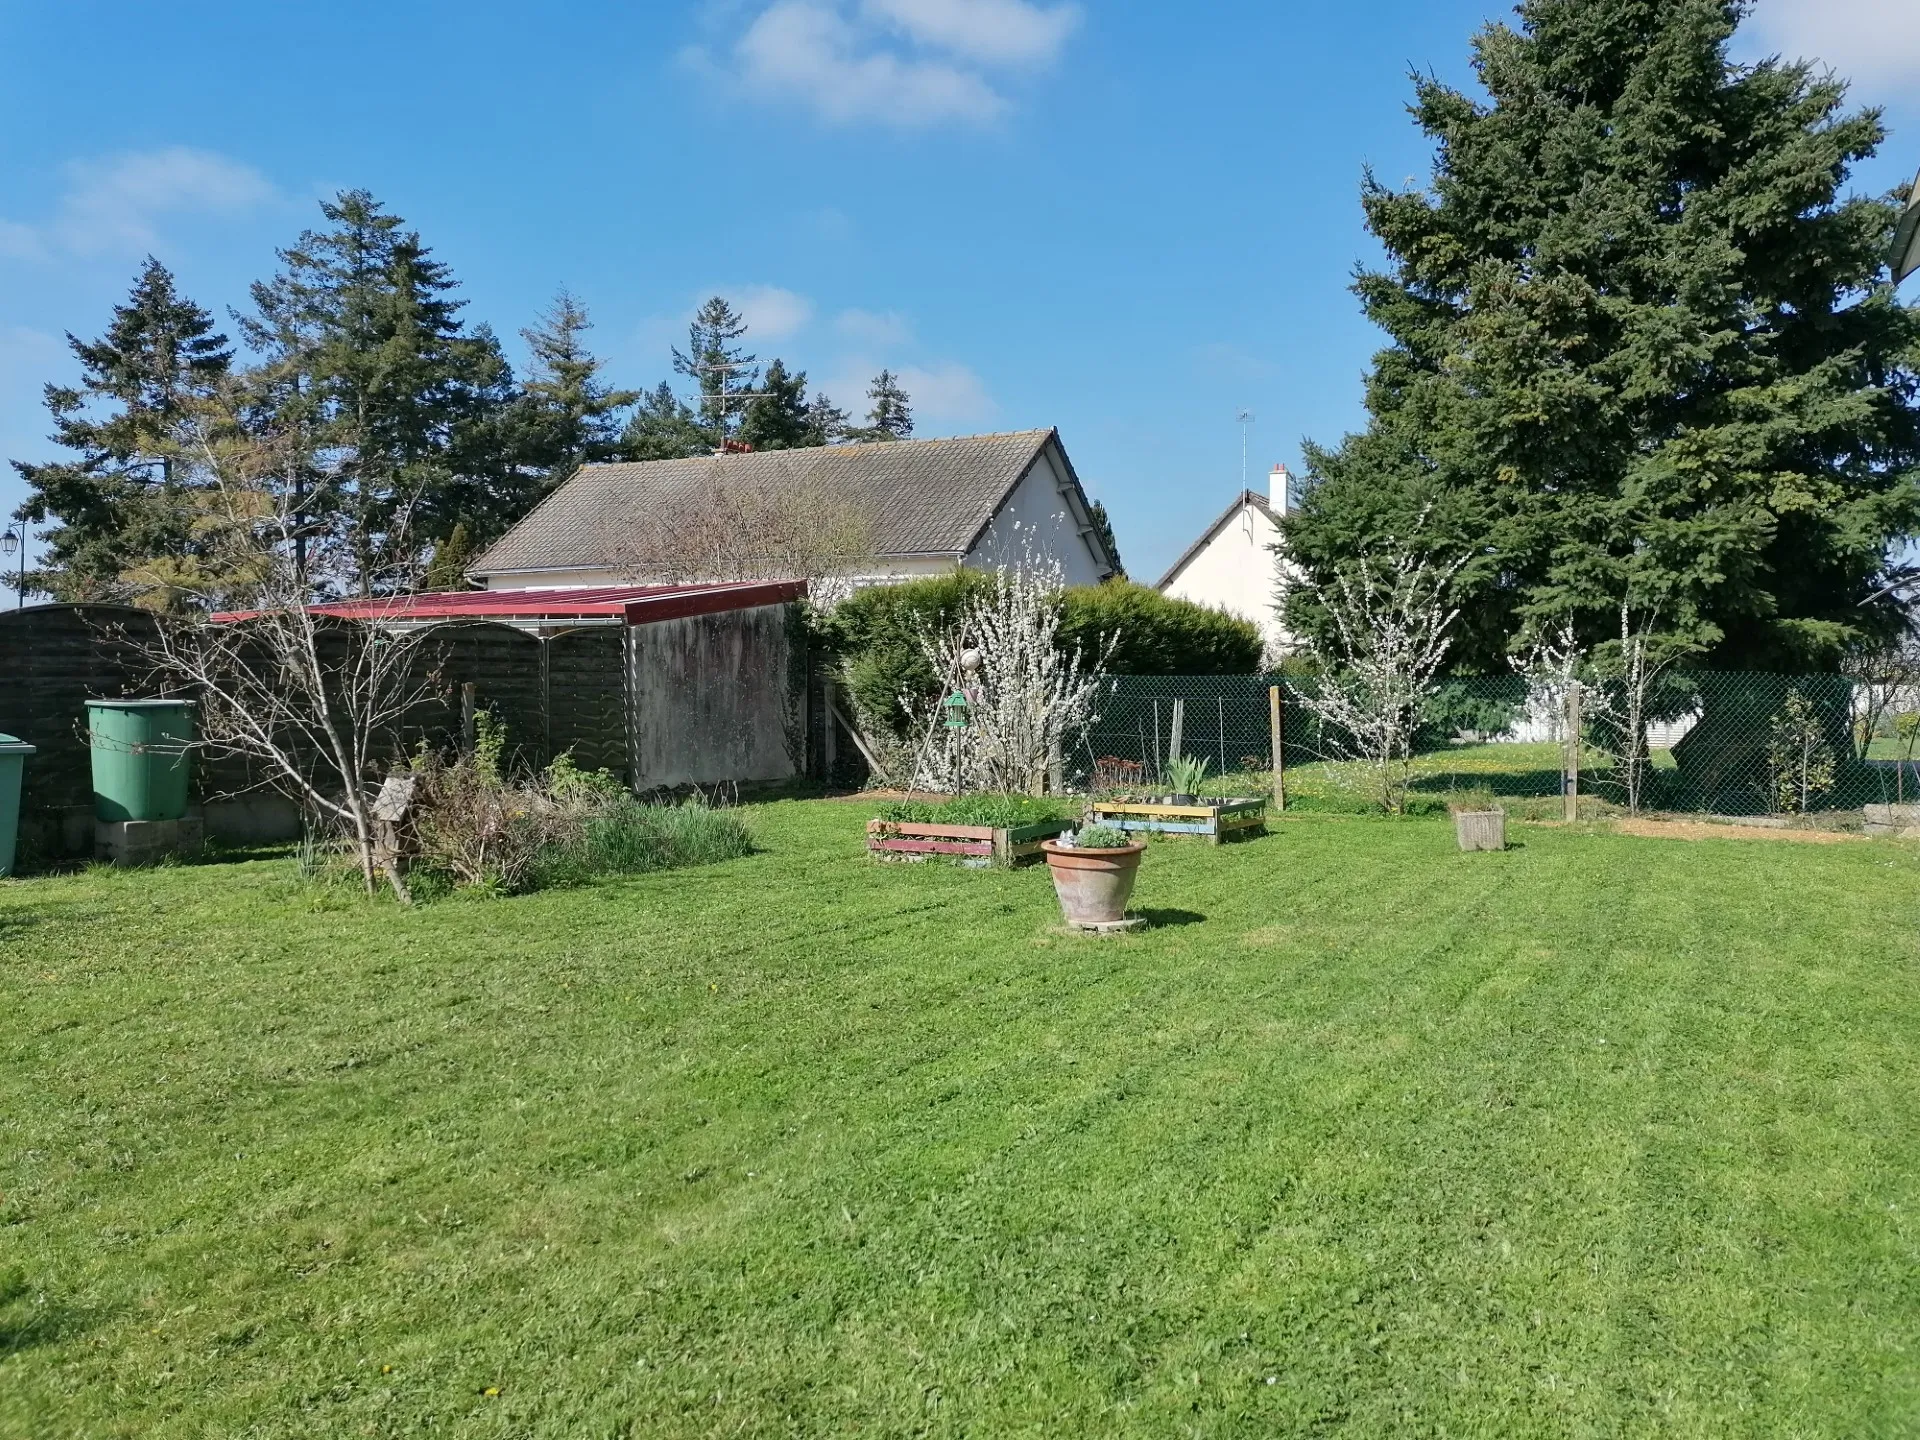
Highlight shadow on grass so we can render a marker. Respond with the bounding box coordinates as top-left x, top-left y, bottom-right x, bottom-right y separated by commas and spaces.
0, 1272, 92, 1357
1137, 908, 1206, 929
1408, 768, 1568, 799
